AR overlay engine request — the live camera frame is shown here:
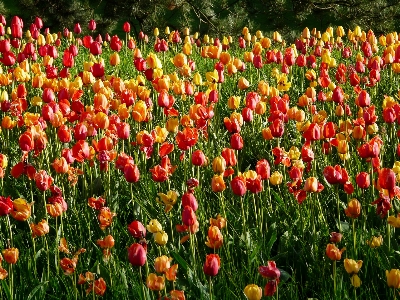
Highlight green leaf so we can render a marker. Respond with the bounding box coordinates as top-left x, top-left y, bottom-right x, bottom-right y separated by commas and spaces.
27, 282, 48, 300
1, 280, 11, 300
